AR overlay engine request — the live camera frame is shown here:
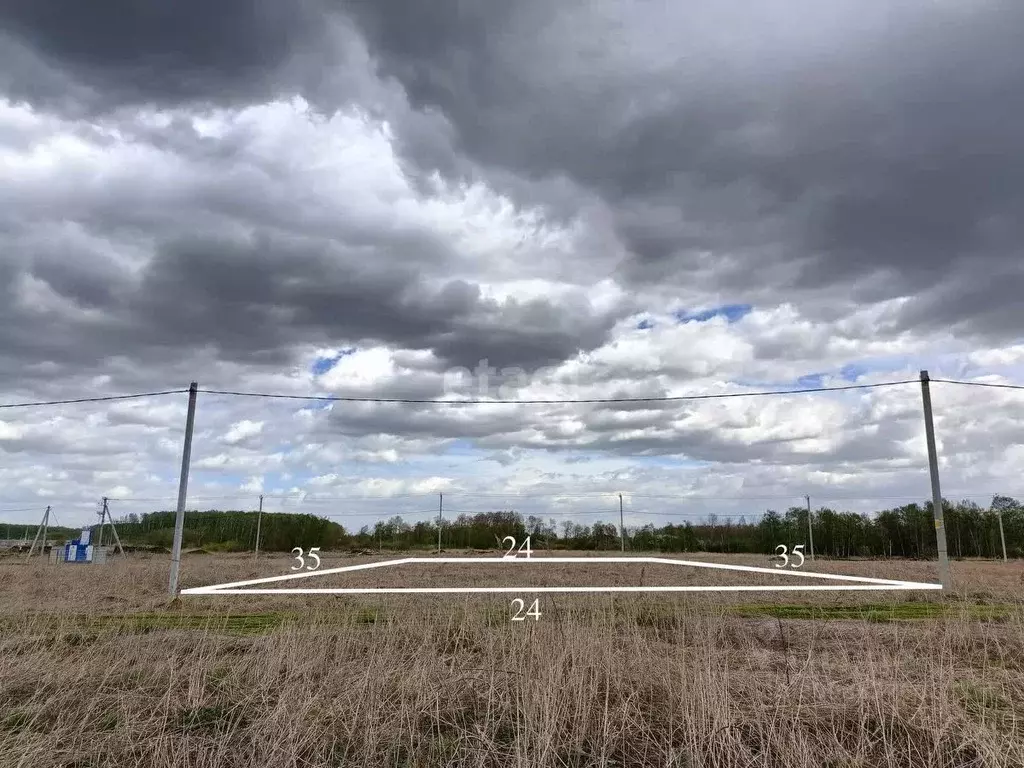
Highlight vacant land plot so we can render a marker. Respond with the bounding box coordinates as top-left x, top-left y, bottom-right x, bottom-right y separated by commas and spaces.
184, 553, 945, 593
1, 552, 1022, 767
